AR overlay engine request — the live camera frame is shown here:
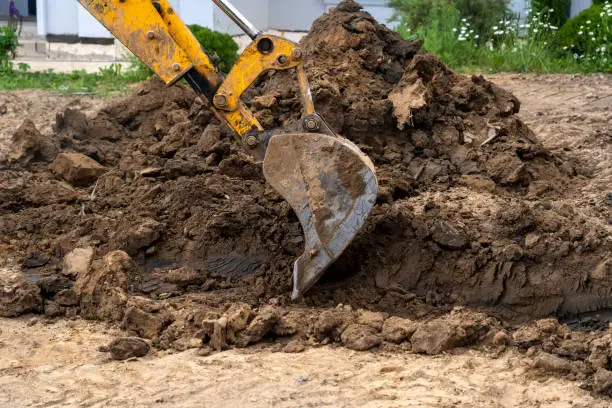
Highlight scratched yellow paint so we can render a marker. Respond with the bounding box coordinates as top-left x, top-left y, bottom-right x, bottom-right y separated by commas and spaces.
77, 0, 192, 84
216, 36, 301, 112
